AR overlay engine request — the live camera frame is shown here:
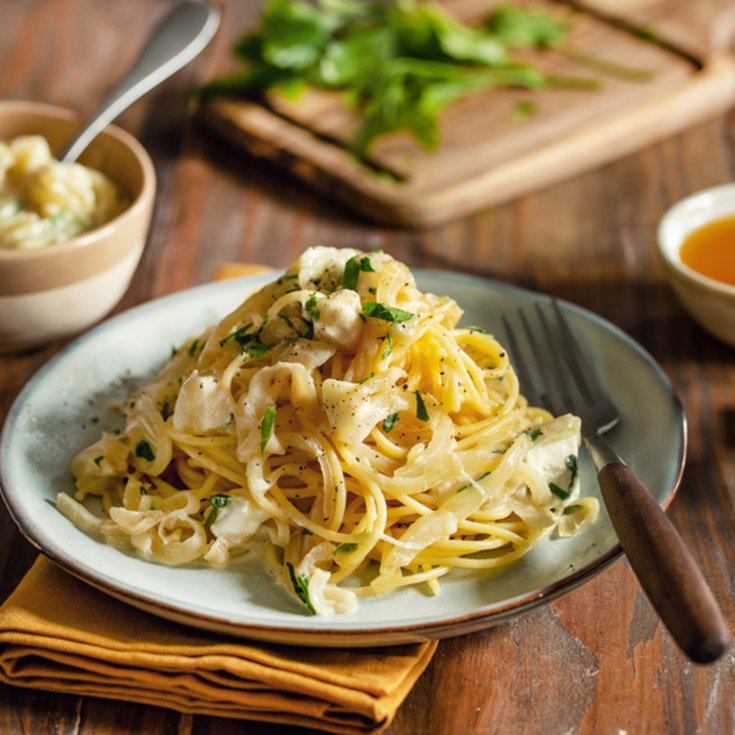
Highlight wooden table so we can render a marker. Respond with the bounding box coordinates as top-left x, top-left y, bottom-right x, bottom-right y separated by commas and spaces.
2, 1, 735, 733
